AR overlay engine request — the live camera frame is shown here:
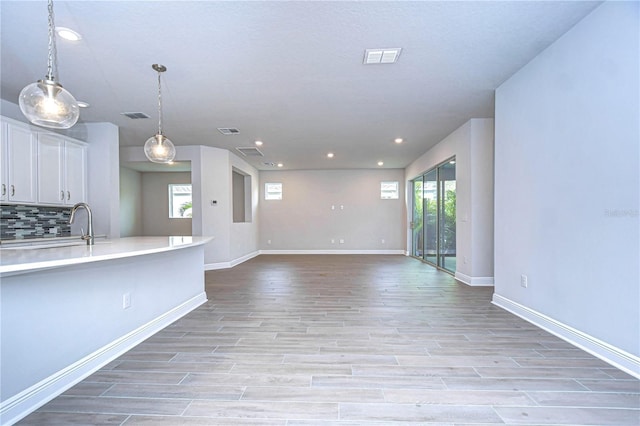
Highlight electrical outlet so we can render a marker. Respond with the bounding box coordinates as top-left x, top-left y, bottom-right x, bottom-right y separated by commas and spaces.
339, 239, 345, 244
331, 239, 335, 244
123, 292, 131, 309
521, 274, 528, 288
267, 239, 271, 245
381, 239, 385, 244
